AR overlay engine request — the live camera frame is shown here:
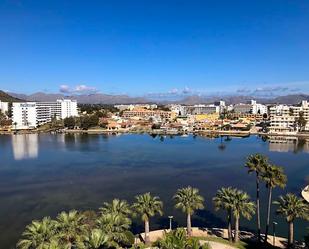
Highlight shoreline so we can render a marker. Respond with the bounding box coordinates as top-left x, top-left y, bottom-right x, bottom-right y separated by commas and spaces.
2, 128, 309, 138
